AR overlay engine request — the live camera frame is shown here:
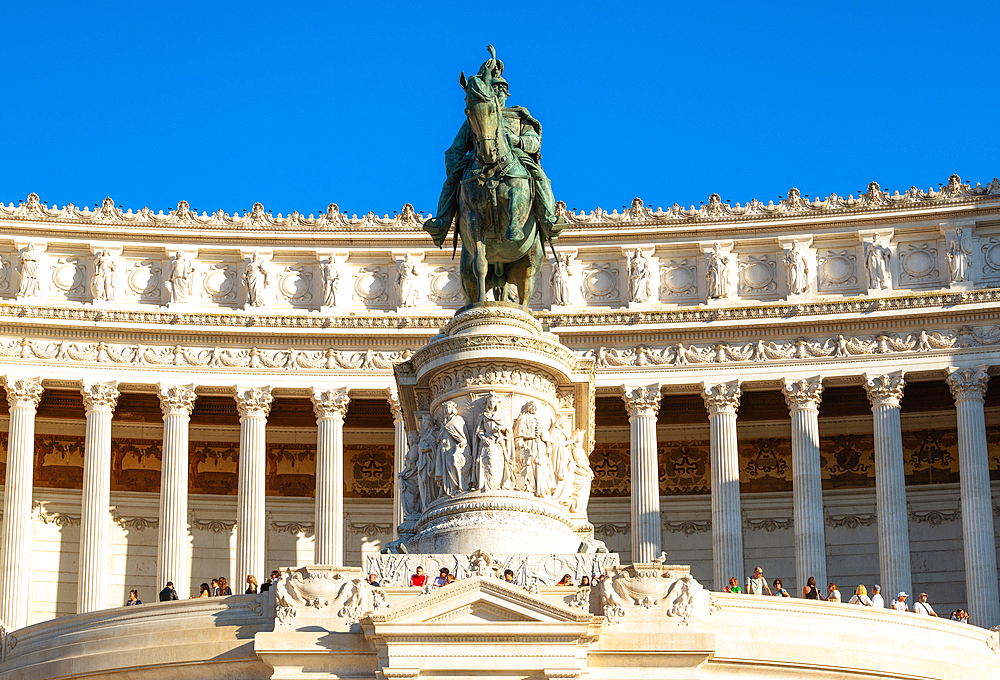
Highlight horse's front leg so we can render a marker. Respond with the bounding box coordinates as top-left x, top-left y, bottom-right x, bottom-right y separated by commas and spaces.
474, 240, 489, 303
